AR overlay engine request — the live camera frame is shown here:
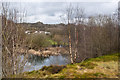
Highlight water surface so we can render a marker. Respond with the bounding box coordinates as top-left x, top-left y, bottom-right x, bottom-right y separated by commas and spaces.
22, 54, 70, 72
